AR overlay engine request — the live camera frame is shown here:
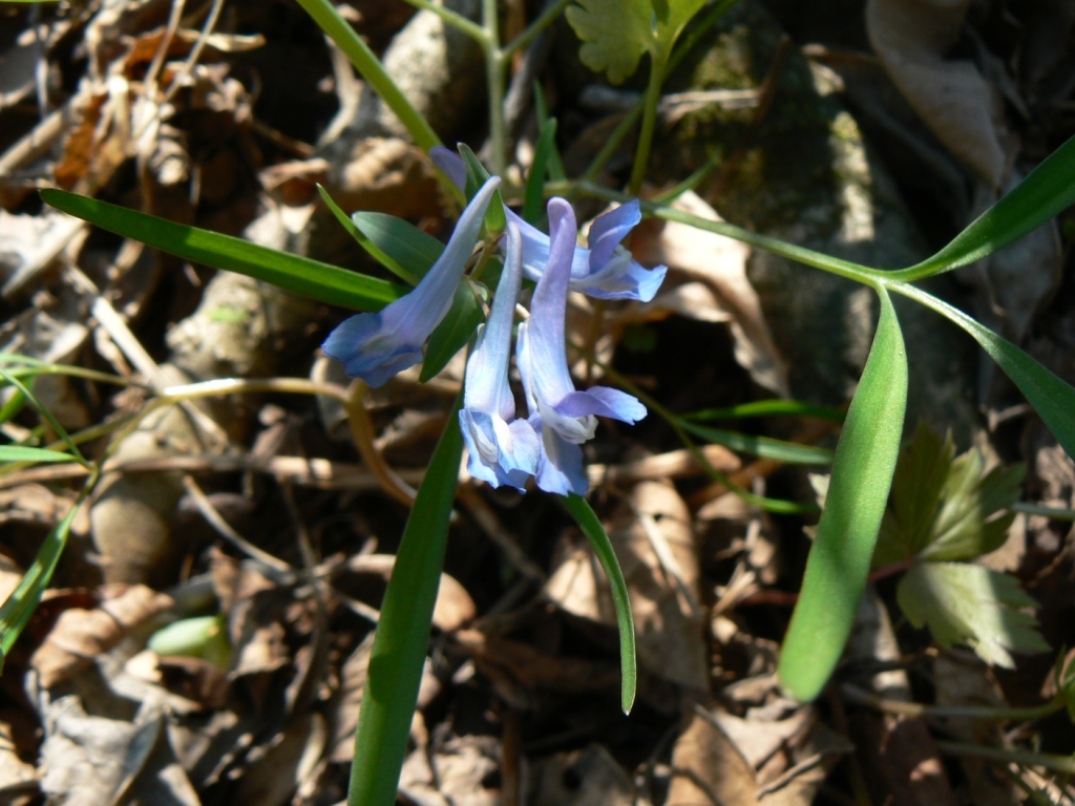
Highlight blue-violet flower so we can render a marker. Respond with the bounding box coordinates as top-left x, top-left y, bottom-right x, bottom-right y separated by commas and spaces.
459, 222, 540, 490
322, 176, 500, 387
517, 198, 647, 496
430, 146, 666, 302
